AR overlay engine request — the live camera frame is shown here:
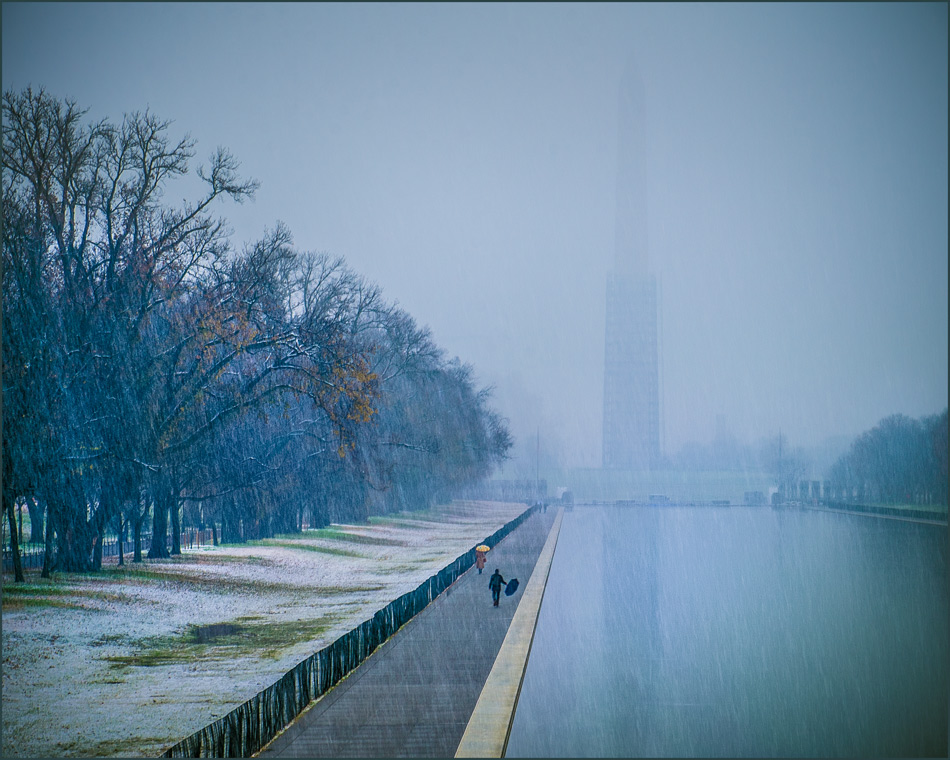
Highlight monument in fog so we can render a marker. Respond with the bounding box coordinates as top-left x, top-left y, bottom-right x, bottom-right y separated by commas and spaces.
602, 60, 660, 469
